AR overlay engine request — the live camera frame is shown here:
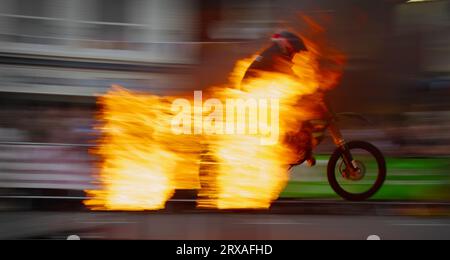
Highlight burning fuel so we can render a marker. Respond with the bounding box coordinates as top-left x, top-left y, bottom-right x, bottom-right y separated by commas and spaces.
85, 31, 345, 211
84, 90, 202, 210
